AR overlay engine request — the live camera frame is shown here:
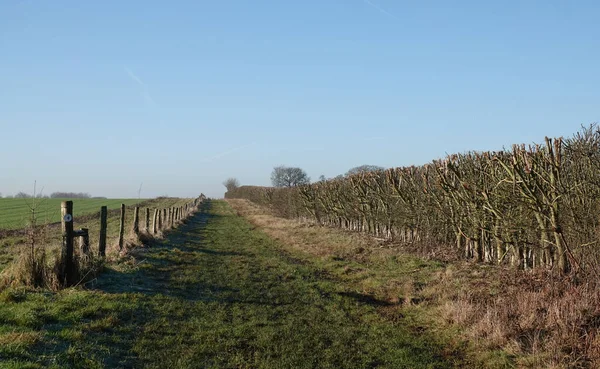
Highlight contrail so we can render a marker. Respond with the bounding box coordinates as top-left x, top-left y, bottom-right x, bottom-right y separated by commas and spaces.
202, 142, 256, 162
363, 0, 397, 19
125, 67, 145, 86
124, 67, 156, 106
